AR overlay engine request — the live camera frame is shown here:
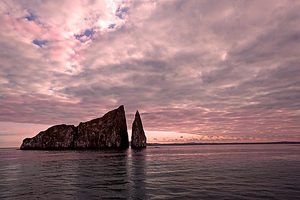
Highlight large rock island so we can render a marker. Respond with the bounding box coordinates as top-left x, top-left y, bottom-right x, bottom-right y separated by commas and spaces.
20, 105, 130, 150
74, 105, 129, 149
